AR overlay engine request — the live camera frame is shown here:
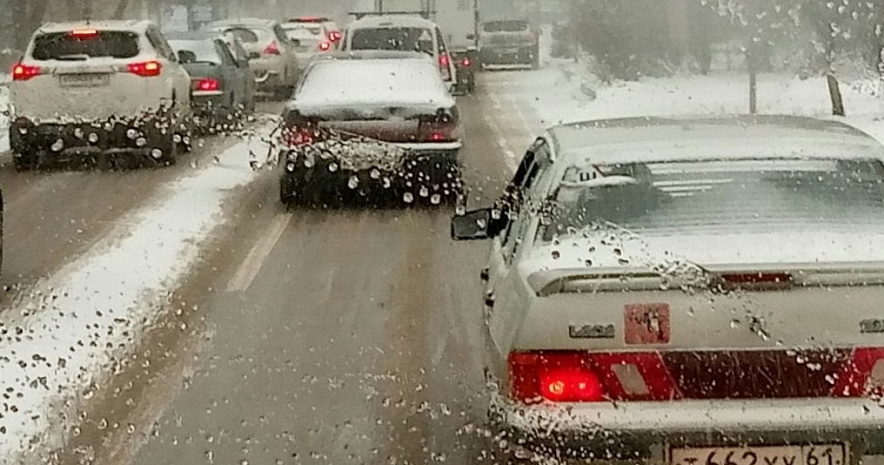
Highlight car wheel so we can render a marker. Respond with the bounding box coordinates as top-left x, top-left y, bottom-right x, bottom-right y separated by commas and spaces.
280, 175, 296, 206
0, 202, 5, 276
